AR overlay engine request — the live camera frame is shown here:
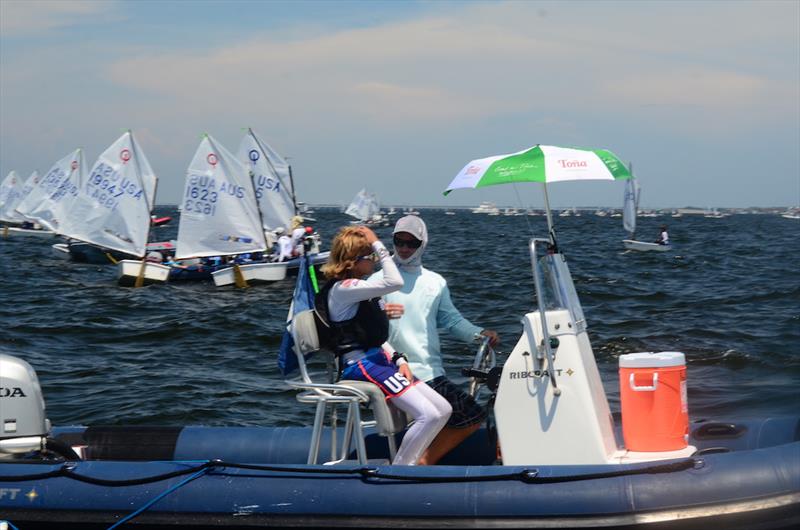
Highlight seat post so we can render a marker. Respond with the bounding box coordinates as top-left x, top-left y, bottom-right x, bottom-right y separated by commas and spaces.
307, 400, 327, 465
386, 435, 398, 461
349, 402, 367, 464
